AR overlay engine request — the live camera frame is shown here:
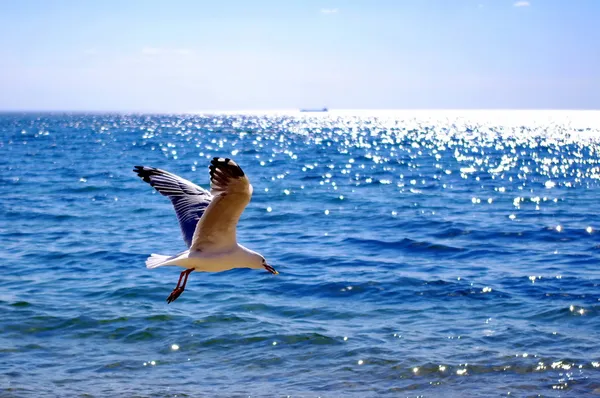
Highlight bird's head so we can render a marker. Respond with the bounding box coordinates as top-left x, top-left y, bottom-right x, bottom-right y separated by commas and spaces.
243, 247, 278, 274
261, 257, 279, 275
